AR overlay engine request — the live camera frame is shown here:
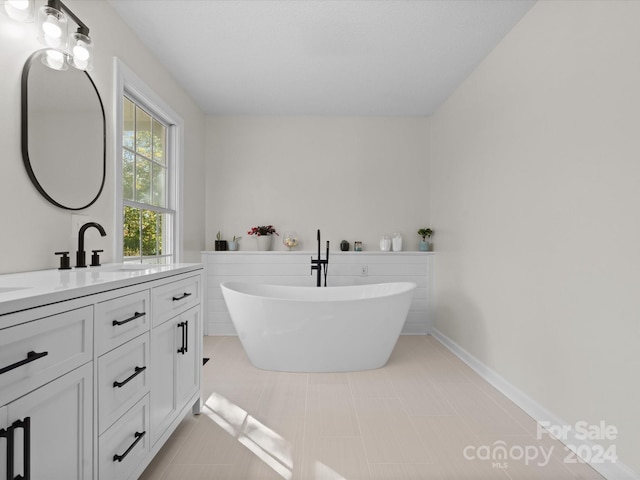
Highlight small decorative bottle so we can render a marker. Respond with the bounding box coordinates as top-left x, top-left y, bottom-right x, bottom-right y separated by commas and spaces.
379, 235, 391, 251
392, 232, 403, 252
